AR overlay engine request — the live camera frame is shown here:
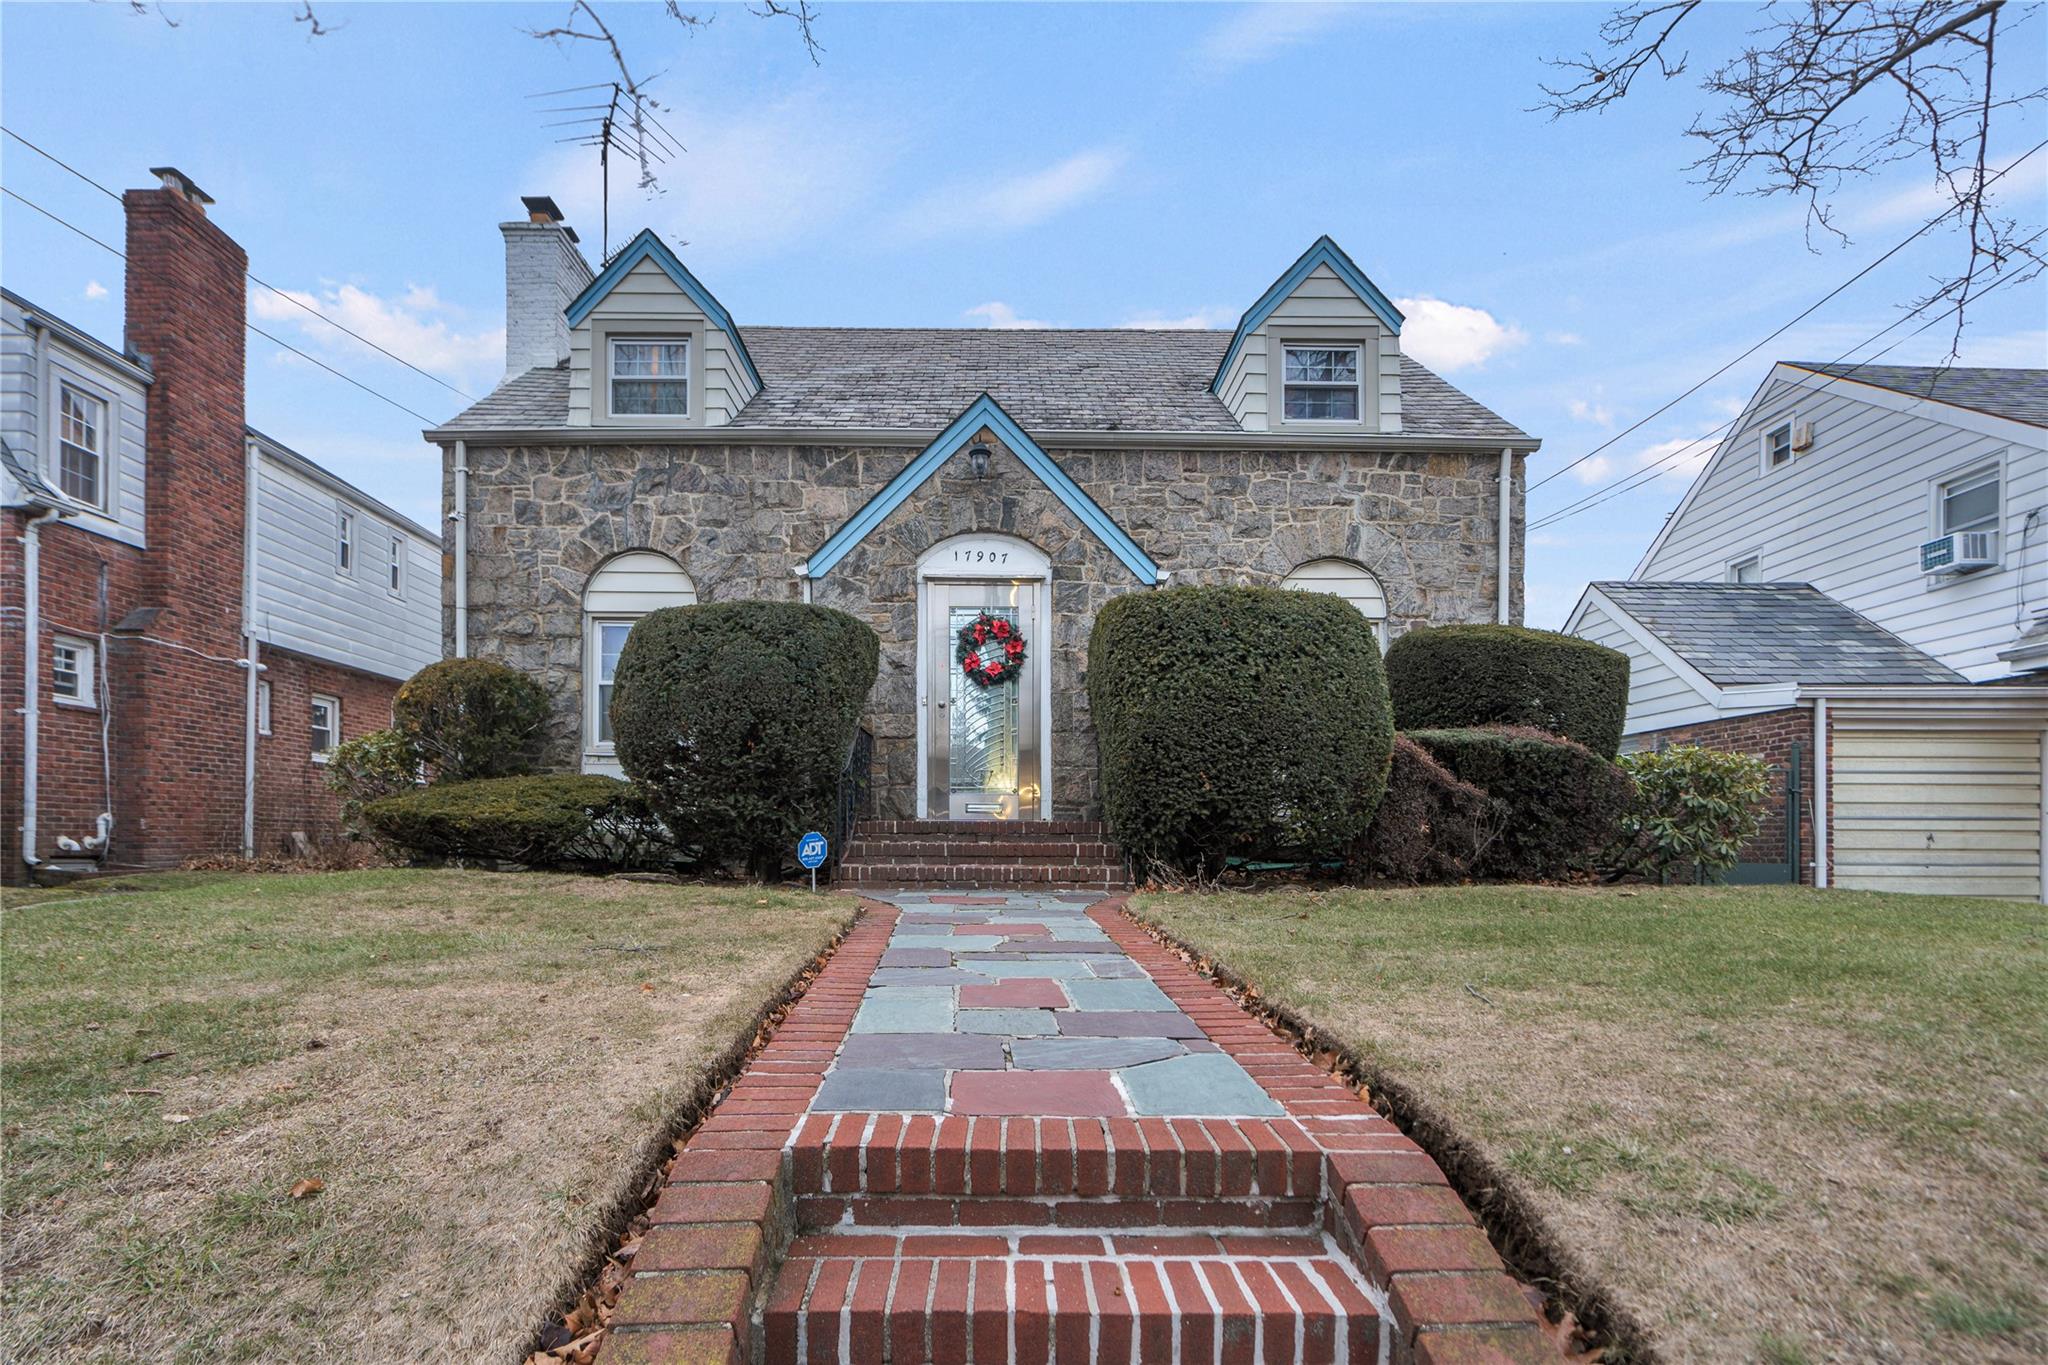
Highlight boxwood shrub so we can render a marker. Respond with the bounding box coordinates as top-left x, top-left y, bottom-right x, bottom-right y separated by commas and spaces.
1385, 625, 1630, 758
1088, 585, 1394, 878
361, 774, 669, 870
611, 601, 879, 880
394, 658, 550, 782
1354, 736, 1499, 884
1407, 726, 1633, 880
